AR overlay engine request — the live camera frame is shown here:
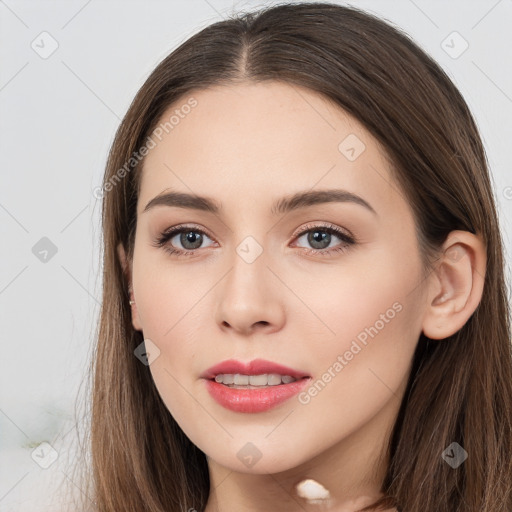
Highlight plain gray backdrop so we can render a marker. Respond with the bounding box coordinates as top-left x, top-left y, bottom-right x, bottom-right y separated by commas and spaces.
1, 1, 511, 510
